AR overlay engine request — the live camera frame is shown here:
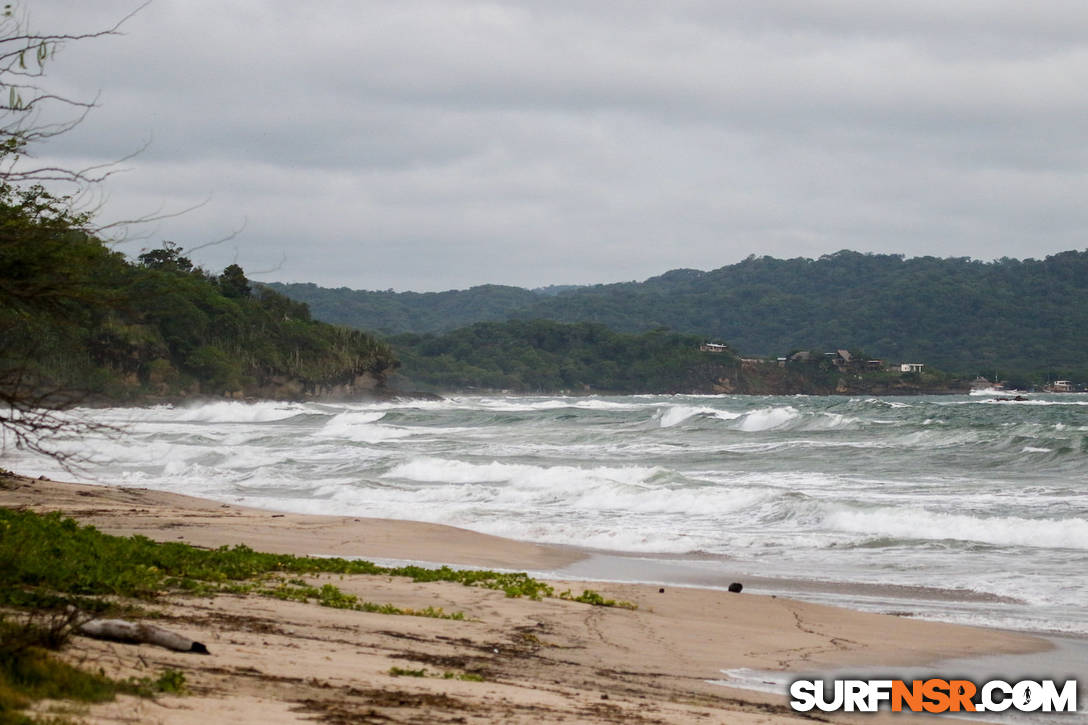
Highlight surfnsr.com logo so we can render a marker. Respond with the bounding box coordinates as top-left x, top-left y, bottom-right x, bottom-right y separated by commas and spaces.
789, 678, 1078, 714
